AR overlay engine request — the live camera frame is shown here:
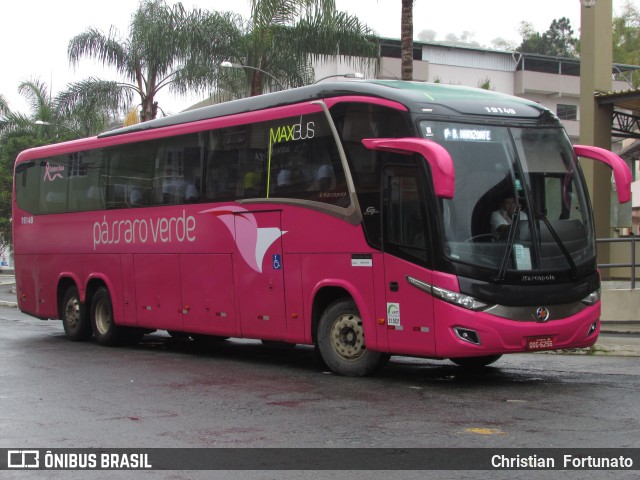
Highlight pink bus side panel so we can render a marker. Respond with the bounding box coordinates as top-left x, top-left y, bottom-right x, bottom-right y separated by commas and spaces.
383, 256, 436, 357
134, 254, 182, 330
15, 254, 39, 317
280, 253, 308, 344
180, 254, 238, 337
